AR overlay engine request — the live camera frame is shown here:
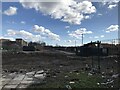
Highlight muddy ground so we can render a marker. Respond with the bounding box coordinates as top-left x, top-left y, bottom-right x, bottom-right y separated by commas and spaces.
1, 49, 119, 88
